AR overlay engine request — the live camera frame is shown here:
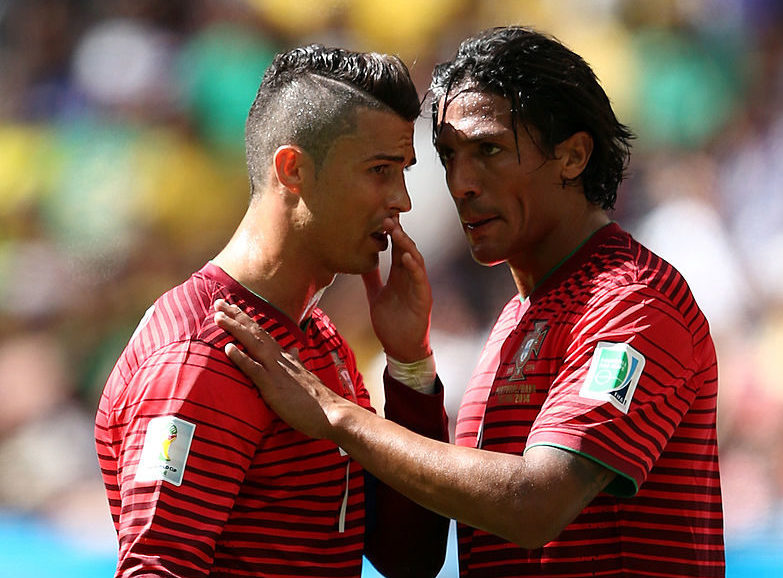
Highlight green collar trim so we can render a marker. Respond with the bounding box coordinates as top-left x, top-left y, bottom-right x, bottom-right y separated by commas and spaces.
531, 224, 608, 295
